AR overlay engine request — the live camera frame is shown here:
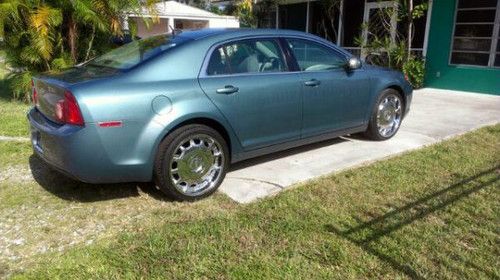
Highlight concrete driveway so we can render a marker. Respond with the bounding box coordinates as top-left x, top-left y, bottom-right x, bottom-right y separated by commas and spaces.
220, 88, 500, 203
